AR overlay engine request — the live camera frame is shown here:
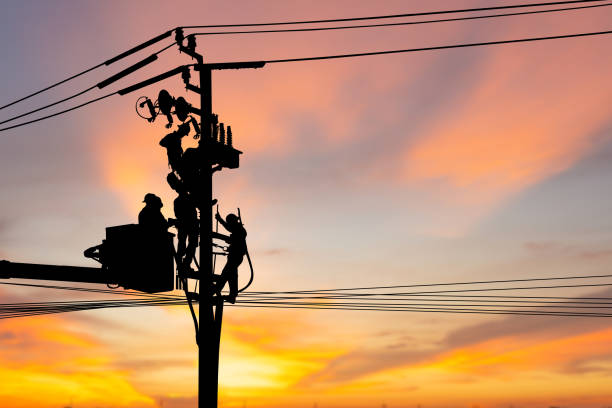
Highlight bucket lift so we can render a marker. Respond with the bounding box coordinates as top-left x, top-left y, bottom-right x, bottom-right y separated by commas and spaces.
1, 224, 175, 293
